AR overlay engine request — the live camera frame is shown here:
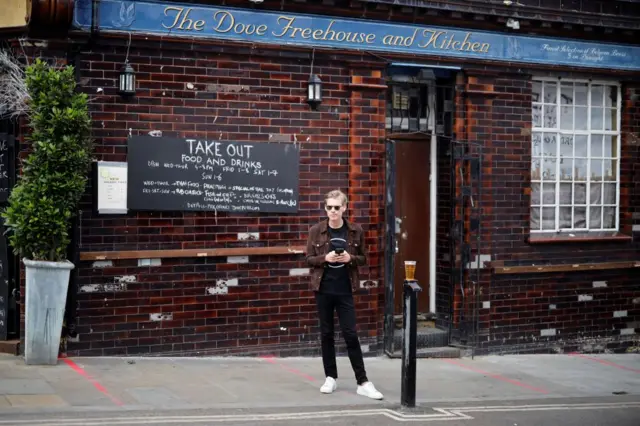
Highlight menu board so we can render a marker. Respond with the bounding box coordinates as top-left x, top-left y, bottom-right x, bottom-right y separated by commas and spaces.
127, 136, 300, 213
95, 161, 128, 214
